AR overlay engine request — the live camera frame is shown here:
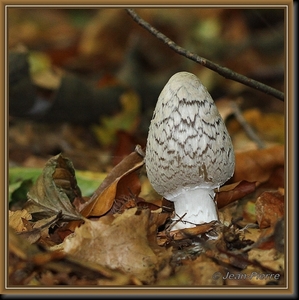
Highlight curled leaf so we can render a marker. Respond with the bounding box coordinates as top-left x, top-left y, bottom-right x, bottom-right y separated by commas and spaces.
216, 180, 257, 209
24, 154, 83, 222
80, 149, 144, 218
